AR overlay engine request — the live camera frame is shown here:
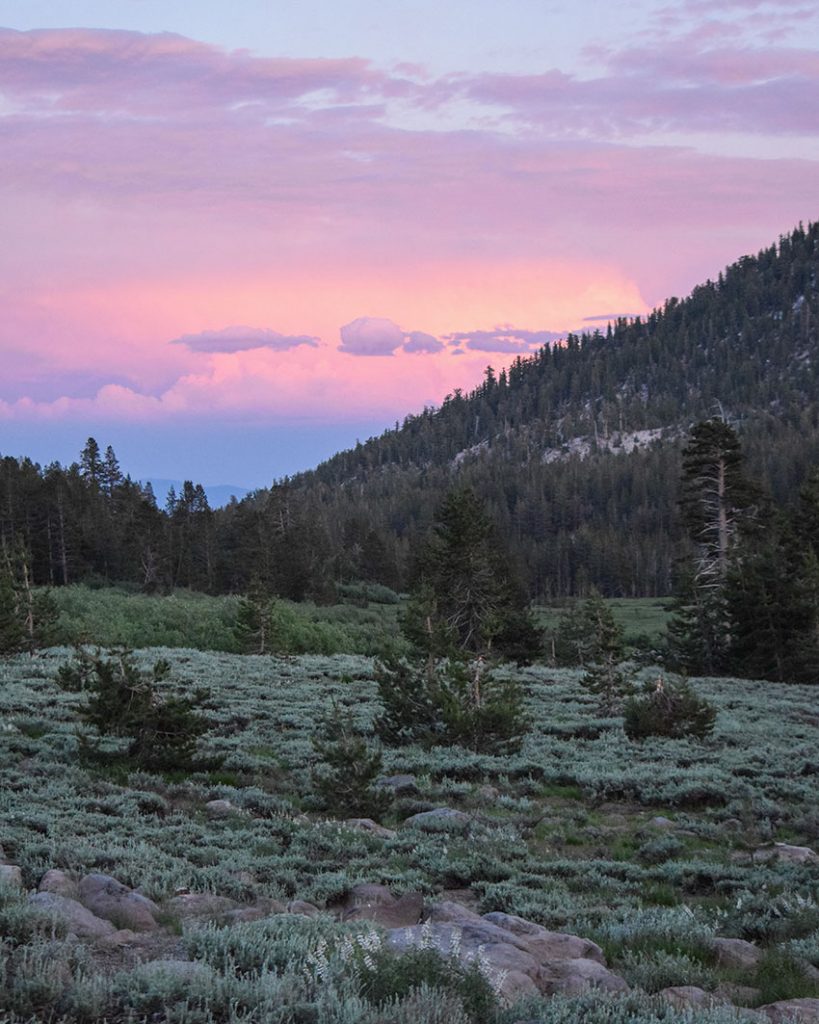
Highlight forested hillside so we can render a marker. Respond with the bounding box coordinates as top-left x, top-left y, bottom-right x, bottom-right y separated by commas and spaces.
2, 223, 818, 599
257, 221, 819, 598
